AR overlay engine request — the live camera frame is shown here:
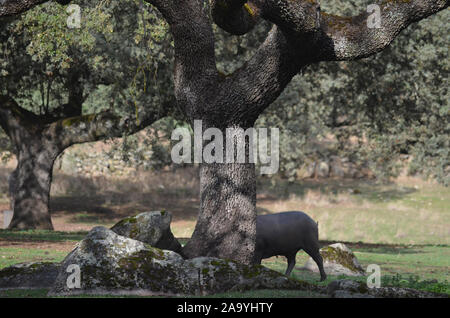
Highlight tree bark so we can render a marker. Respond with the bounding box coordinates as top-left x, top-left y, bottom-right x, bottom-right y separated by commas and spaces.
8, 140, 59, 230
183, 161, 257, 264
181, 120, 258, 264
